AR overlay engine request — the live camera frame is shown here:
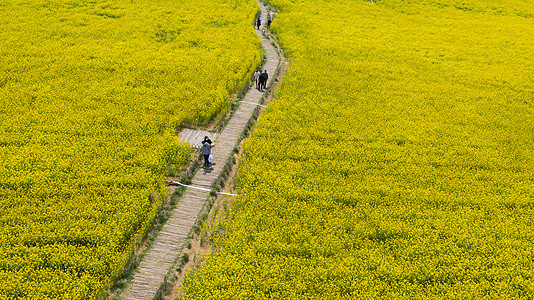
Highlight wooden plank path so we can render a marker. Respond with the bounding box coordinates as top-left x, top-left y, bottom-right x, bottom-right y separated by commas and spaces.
119, 1, 280, 299
177, 129, 217, 149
